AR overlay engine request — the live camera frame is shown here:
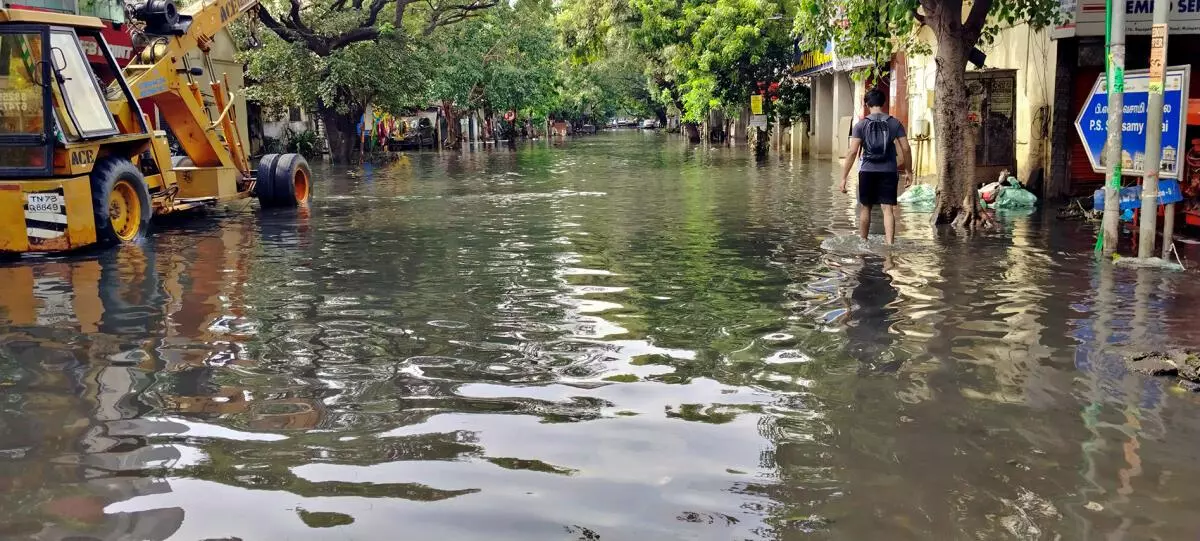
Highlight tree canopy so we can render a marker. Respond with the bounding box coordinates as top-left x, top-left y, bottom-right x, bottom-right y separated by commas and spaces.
242, 0, 816, 158
426, 0, 559, 119
792, 0, 1063, 226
